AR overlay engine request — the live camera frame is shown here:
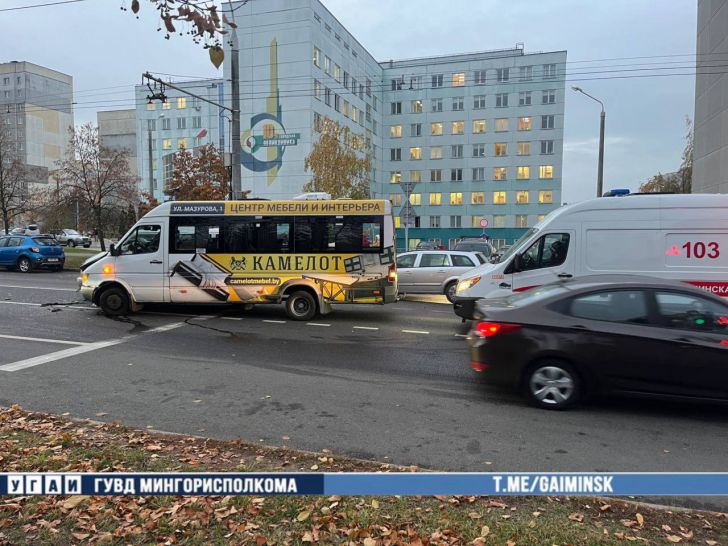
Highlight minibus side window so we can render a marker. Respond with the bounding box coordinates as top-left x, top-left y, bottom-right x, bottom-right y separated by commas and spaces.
223, 217, 292, 253
171, 218, 222, 253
